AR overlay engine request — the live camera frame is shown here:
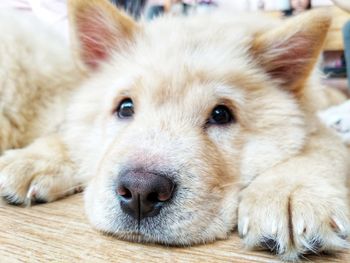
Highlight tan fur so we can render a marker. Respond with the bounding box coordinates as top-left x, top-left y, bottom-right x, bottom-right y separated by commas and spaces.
0, 1, 349, 261
0, 11, 83, 153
